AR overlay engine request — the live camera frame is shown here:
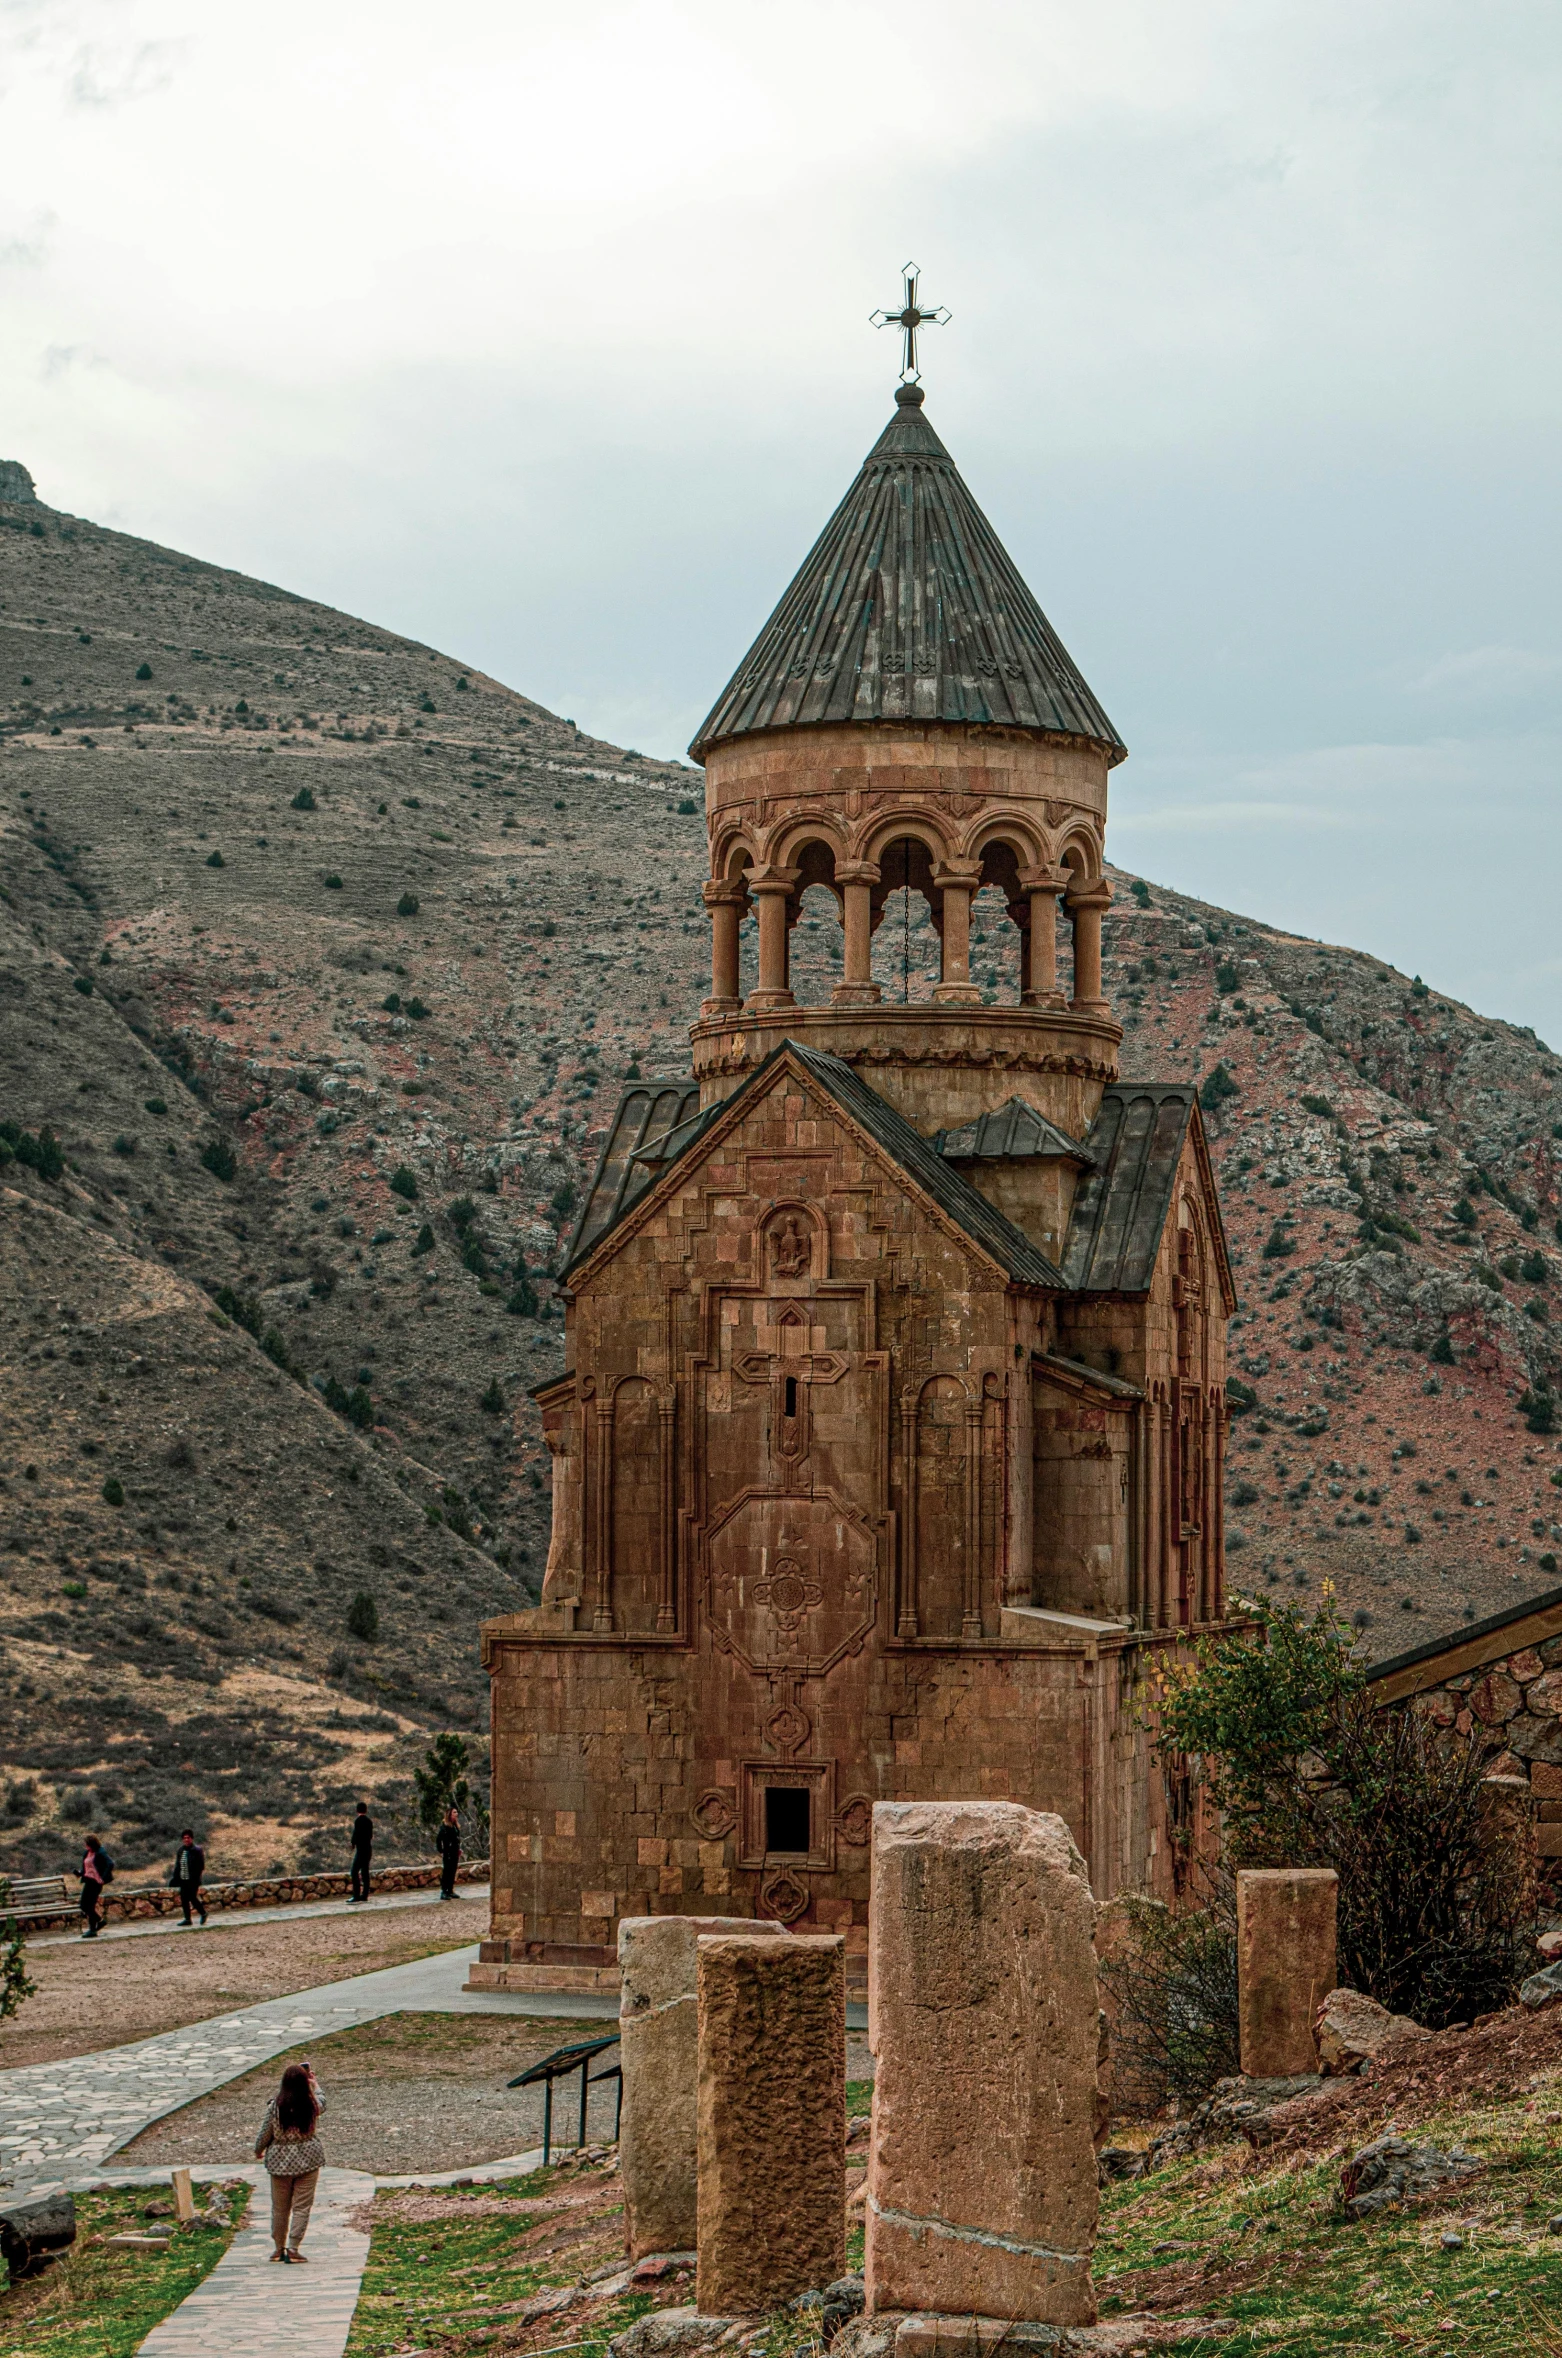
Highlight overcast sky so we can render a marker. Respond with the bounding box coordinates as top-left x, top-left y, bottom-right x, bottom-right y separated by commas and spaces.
4, 2, 1561, 1039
